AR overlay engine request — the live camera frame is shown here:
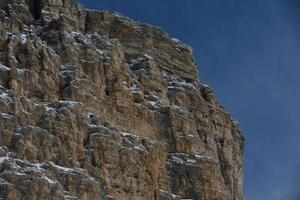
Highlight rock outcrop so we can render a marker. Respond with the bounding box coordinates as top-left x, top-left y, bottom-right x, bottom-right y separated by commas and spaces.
0, 0, 245, 199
